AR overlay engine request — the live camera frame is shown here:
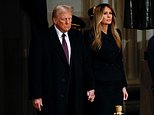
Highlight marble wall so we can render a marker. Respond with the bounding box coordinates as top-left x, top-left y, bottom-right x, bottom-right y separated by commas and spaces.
46, 0, 108, 26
